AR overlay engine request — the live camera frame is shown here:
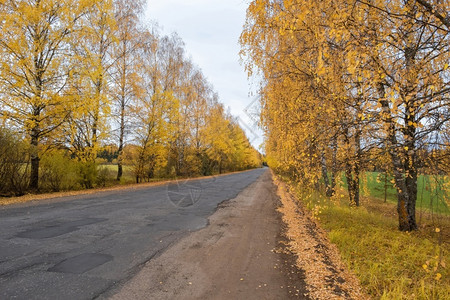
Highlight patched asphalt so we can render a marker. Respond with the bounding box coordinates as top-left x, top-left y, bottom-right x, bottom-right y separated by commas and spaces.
0, 168, 266, 300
